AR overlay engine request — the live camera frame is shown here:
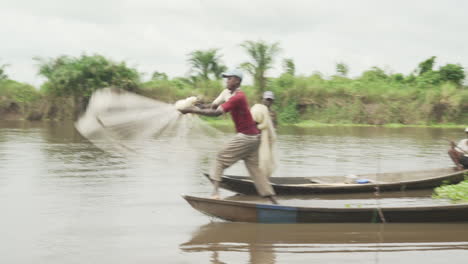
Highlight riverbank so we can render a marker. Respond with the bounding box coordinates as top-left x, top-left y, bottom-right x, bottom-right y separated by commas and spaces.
203, 118, 466, 129
2, 76, 467, 125
2, 109, 465, 129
